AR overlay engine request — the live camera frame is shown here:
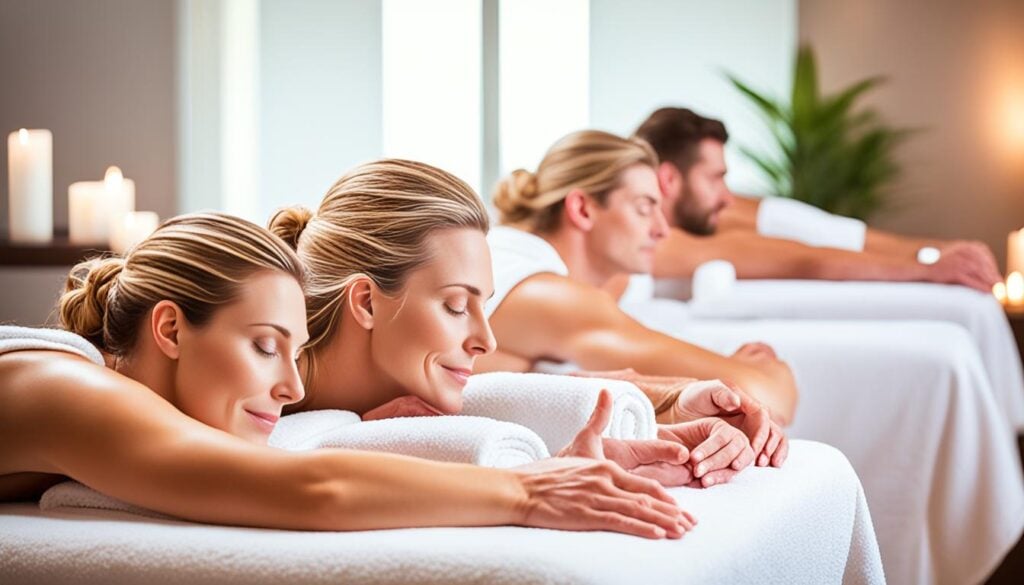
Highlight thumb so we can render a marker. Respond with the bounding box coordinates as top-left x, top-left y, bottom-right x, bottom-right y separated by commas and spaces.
624, 439, 690, 465
581, 389, 614, 437
711, 383, 742, 412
